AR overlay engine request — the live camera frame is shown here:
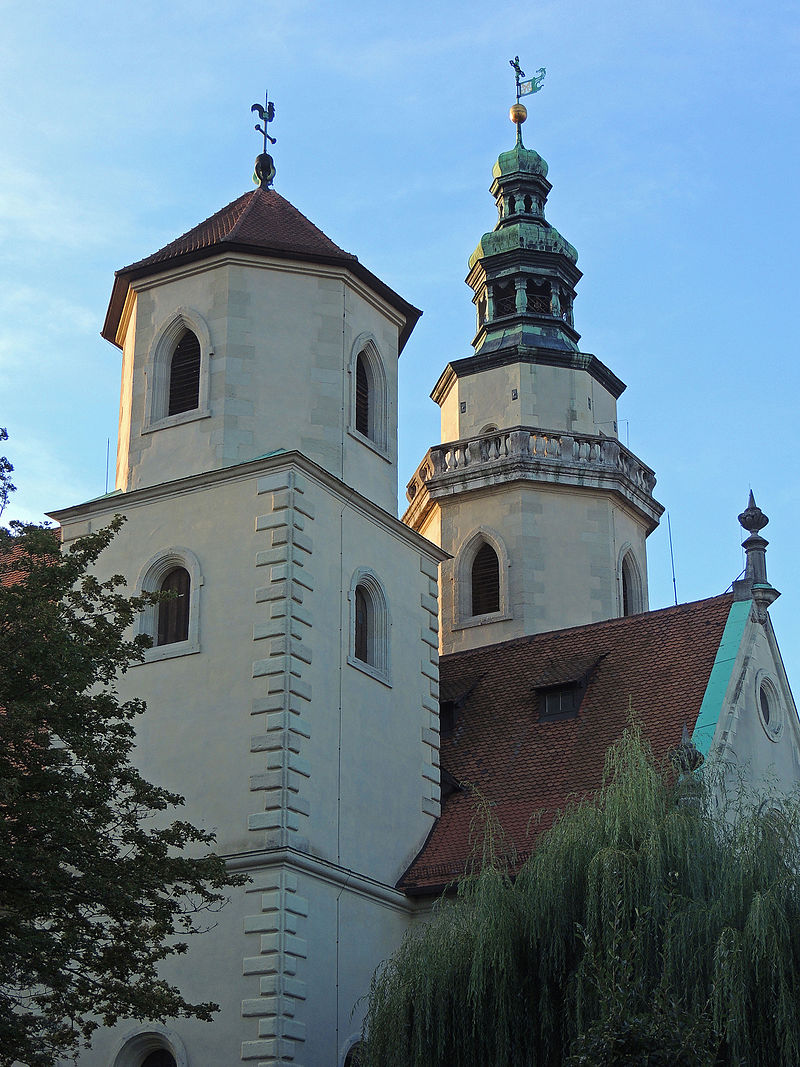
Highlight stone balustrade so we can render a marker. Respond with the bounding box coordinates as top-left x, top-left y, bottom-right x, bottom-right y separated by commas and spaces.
405, 425, 657, 503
